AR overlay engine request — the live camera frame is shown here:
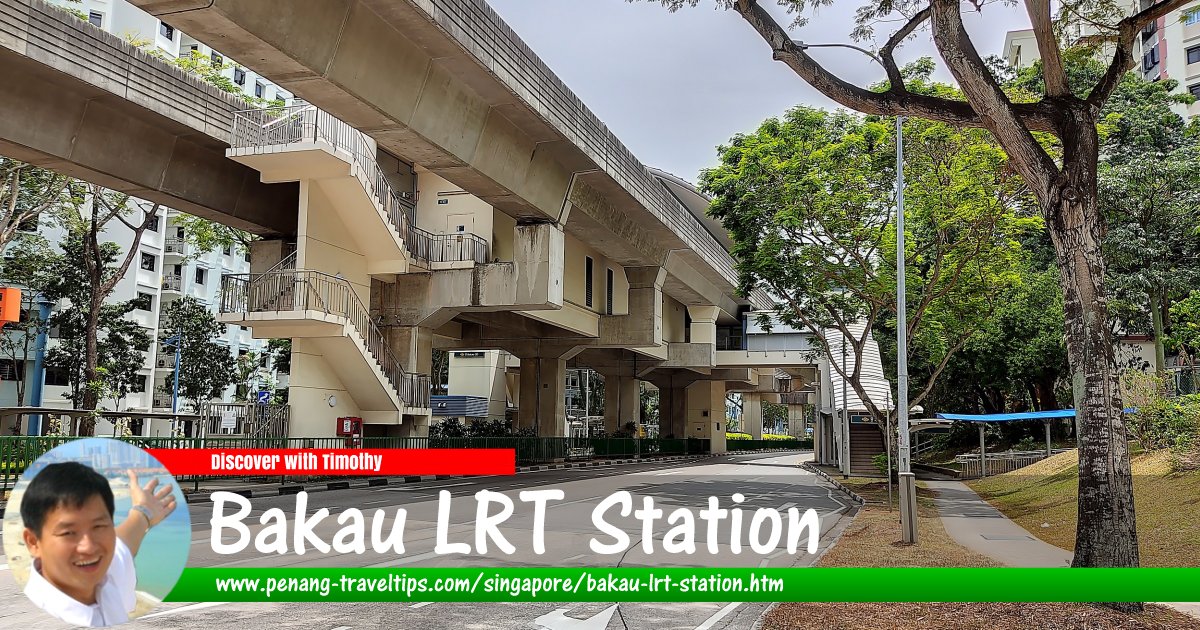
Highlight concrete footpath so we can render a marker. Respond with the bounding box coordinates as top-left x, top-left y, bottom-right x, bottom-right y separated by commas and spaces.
926, 479, 1200, 619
